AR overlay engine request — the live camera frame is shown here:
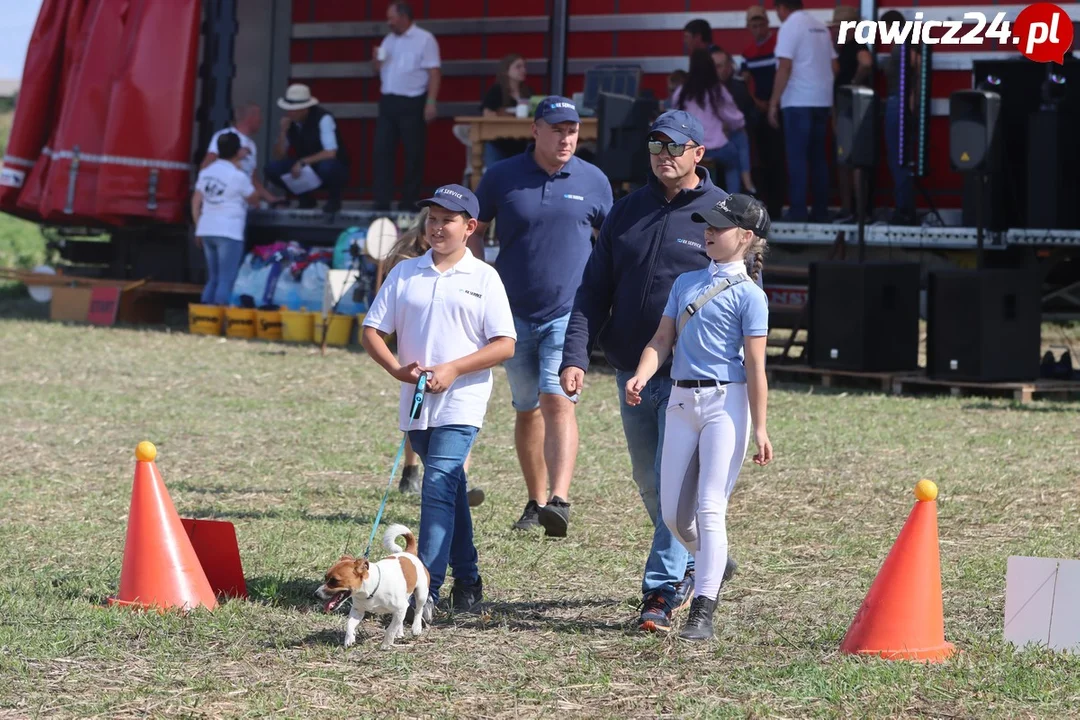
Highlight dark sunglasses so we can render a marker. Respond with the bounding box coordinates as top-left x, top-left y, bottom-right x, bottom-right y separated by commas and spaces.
647, 140, 697, 157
